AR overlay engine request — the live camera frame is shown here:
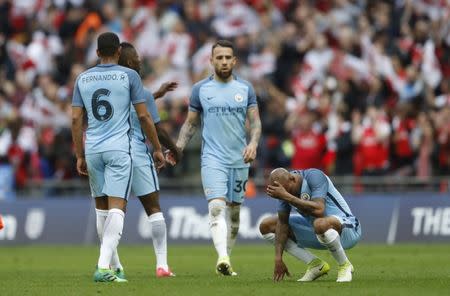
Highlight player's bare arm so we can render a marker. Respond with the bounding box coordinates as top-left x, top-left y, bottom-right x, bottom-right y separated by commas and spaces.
150, 80, 181, 163
288, 197, 325, 218
153, 81, 178, 99
274, 211, 291, 282
243, 106, 261, 163
266, 181, 325, 217
155, 123, 182, 163
134, 102, 165, 170
71, 106, 87, 176
176, 110, 200, 152
166, 111, 199, 165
